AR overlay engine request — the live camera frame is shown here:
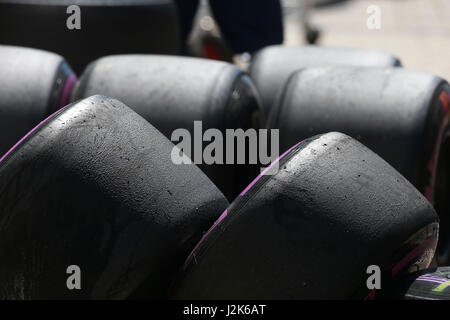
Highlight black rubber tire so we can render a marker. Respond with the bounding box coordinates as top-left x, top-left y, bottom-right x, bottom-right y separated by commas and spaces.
434, 124, 450, 265
268, 66, 450, 265
0, 44, 76, 158
174, 132, 439, 299
249, 45, 402, 118
0, 95, 229, 299
72, 55, 264, 201
389, 267, 450, 300
0, 0, 180, 73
